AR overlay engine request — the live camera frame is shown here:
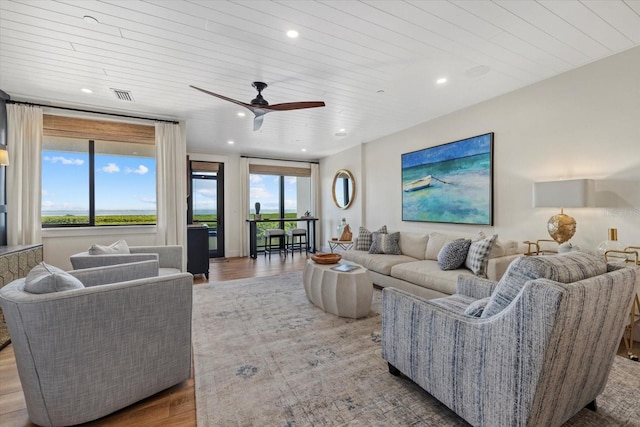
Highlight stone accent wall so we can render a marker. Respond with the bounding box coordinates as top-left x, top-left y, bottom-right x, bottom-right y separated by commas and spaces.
0, 244, 43, 349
